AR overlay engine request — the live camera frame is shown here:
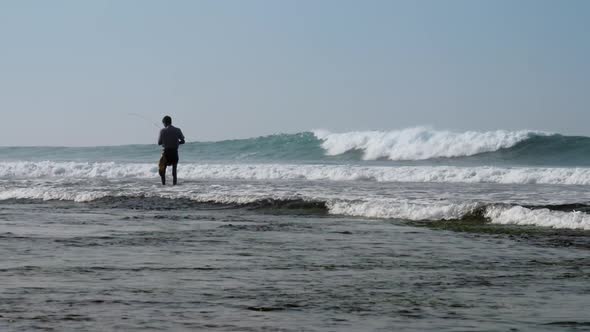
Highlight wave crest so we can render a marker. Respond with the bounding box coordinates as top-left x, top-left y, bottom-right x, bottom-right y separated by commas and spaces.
333, 200, 590, 230
314, 127, 540, 160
